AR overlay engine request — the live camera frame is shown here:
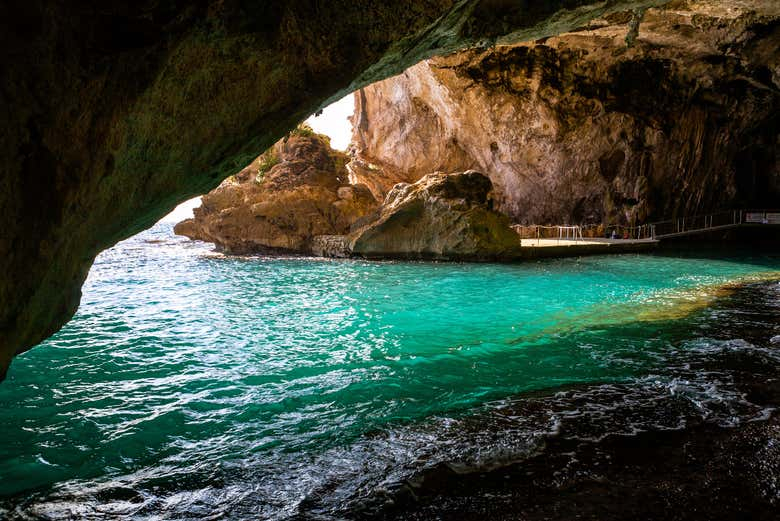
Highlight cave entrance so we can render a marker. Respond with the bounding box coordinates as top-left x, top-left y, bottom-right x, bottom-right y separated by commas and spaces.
160, 94, 358, 225
304, 93, 355, 152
